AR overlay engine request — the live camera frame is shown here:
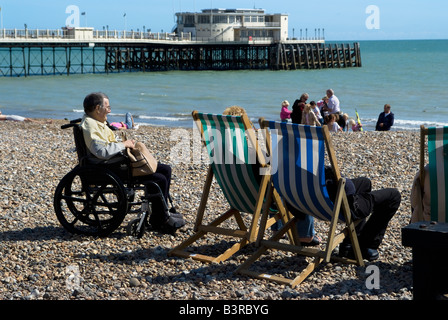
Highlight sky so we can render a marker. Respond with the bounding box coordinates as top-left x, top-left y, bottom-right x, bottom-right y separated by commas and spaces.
0, 0, 447, 41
